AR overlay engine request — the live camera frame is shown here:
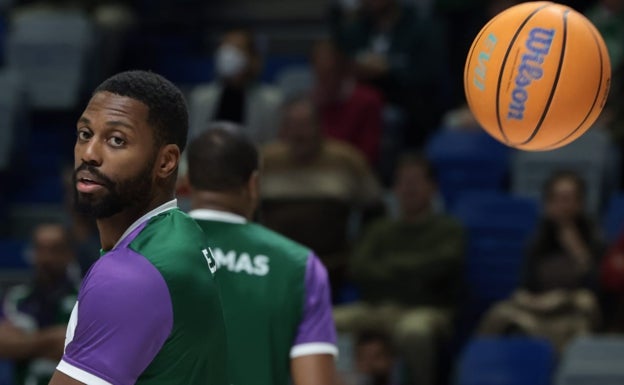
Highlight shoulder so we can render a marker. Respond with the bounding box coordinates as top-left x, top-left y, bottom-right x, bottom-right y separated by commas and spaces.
84, 248, 170, 299
131, 209, 206, 255
325, 139, 369, 166
261, 141, 290, 163
246, 222, 311, 262
362, 217, 396, 237
432, 213, 465, 232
